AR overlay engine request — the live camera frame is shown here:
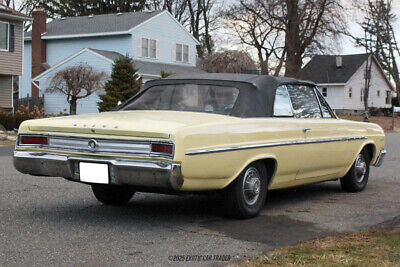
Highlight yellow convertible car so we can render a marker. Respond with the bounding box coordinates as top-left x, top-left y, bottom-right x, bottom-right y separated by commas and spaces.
14, 74, 386, 218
